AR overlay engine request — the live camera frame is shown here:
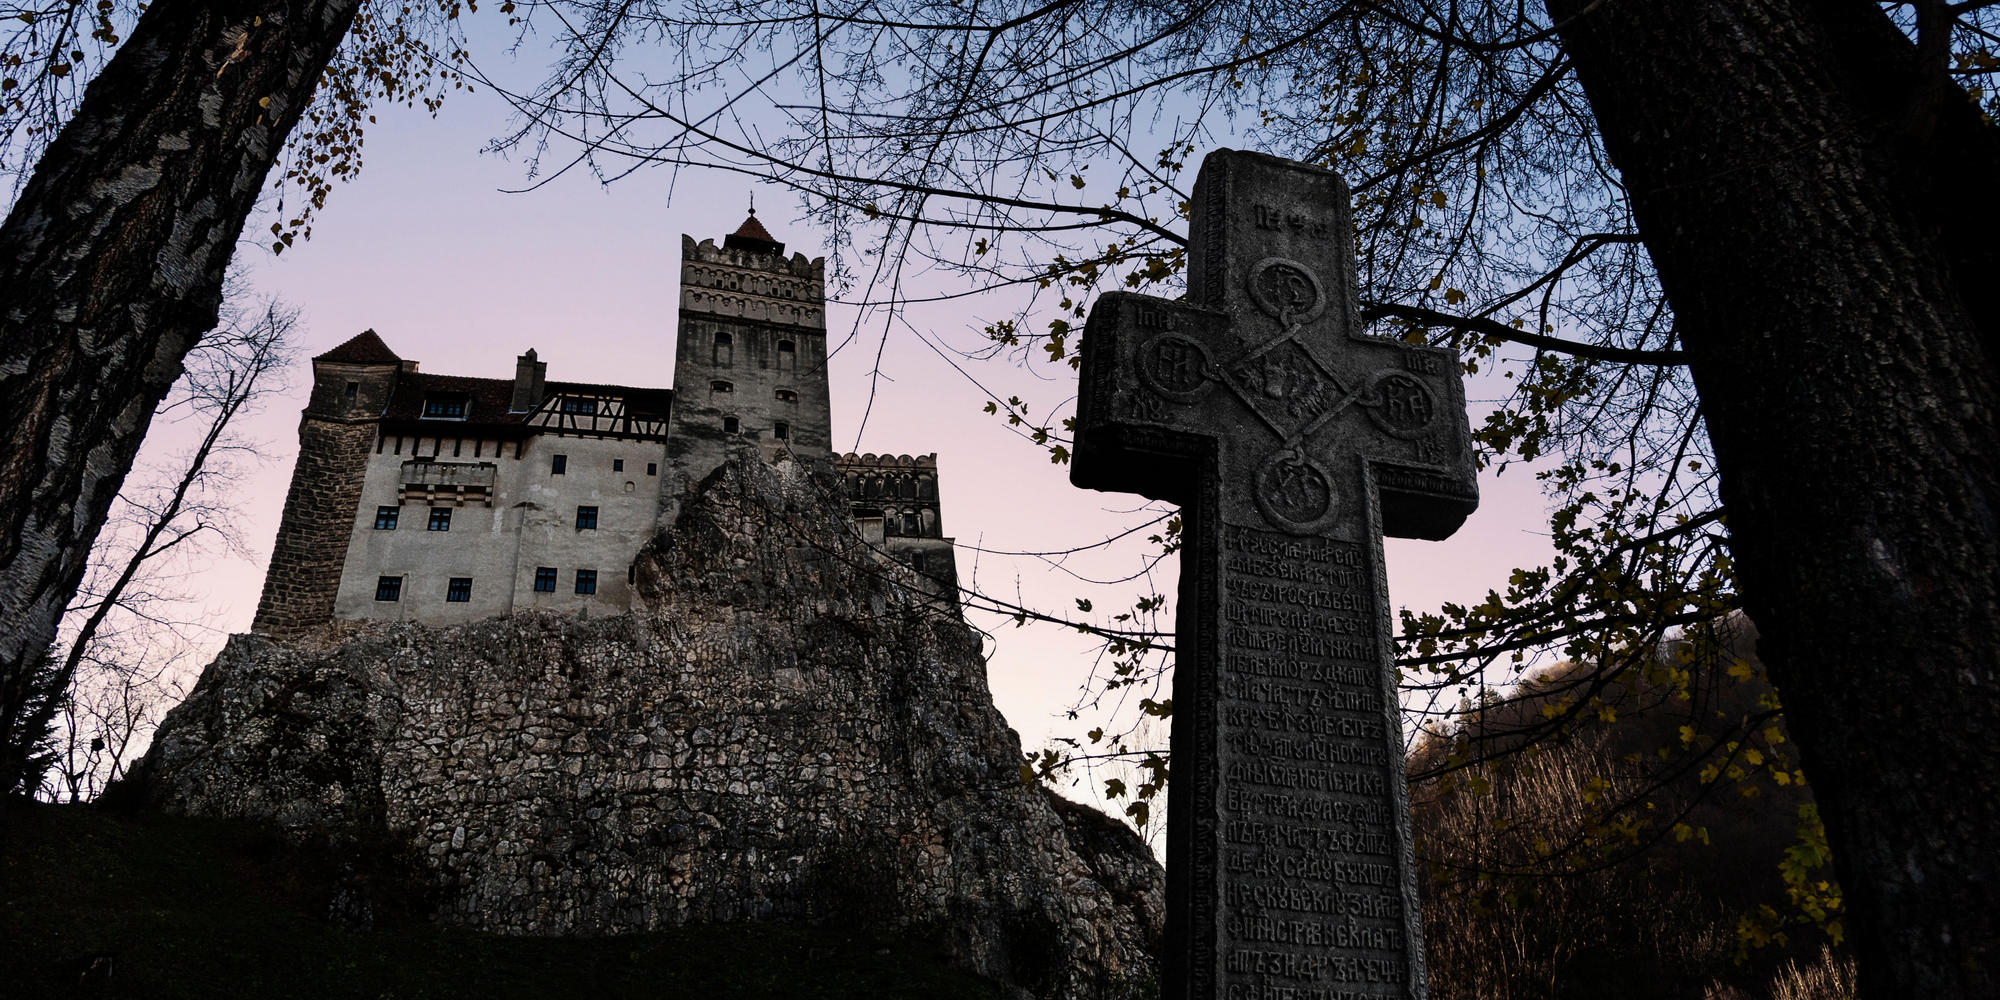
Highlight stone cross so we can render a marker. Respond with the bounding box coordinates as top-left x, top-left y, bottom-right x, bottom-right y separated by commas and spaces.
1071, 149, 1479, 1000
